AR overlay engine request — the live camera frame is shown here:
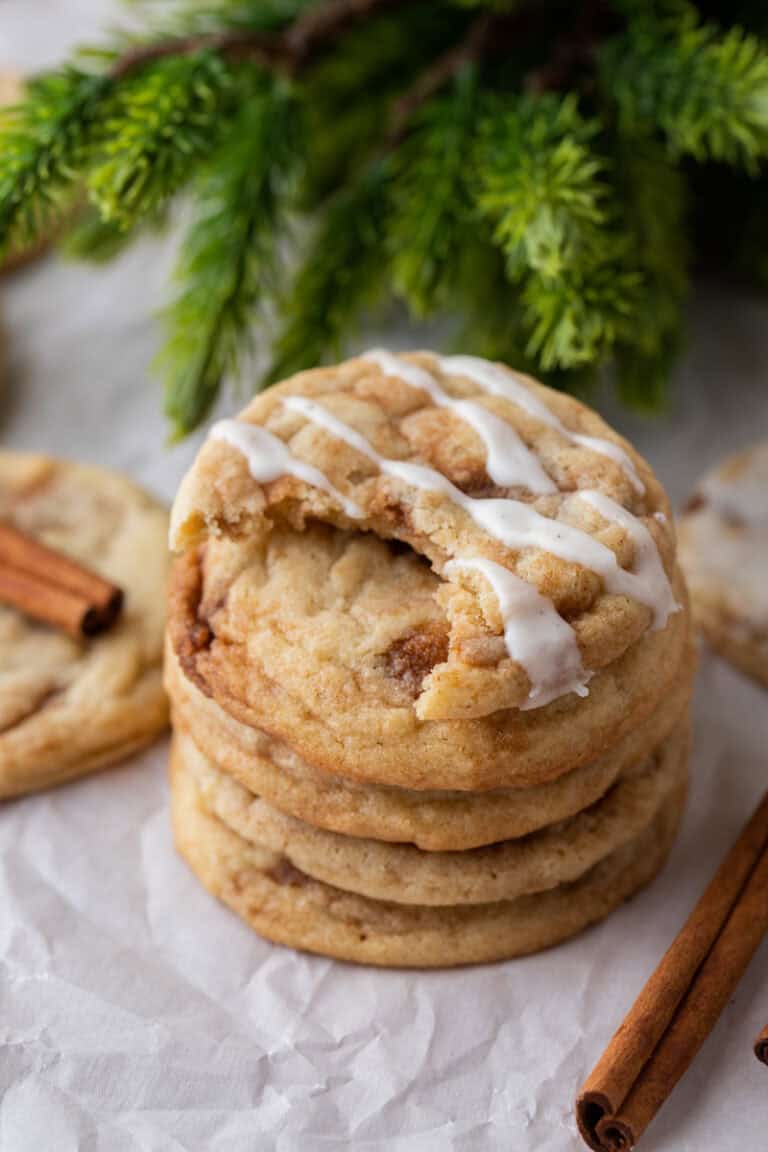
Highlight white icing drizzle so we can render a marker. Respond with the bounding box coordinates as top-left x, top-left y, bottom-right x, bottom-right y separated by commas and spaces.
363, 349, 556, 494
445, 557, 592, 709
210, 419, 363, 520
437, 354, 645, 494
576, 490, 679, 629
210, 377, 677, 711
281, 396, 678, 627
